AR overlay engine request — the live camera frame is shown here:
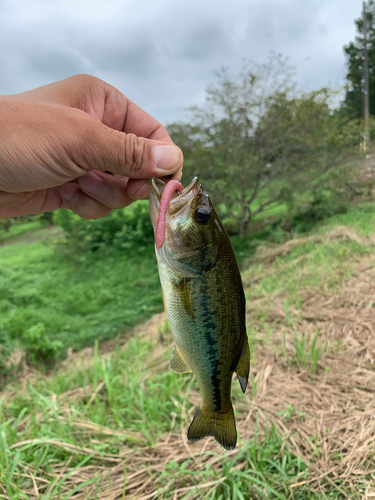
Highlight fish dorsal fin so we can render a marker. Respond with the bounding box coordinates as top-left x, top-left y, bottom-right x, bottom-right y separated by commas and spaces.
169, 346, 192, 373
236, 339, 250, 393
